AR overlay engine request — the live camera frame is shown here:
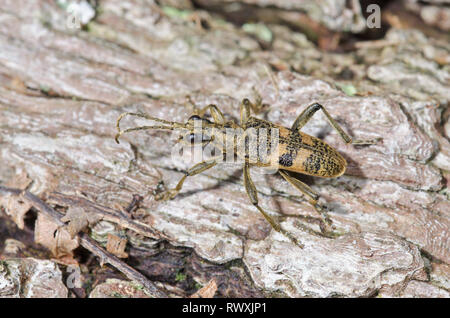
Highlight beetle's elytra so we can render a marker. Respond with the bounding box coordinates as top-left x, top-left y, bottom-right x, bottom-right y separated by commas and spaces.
115, 98, 379, 247
243, 116, 347, 178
